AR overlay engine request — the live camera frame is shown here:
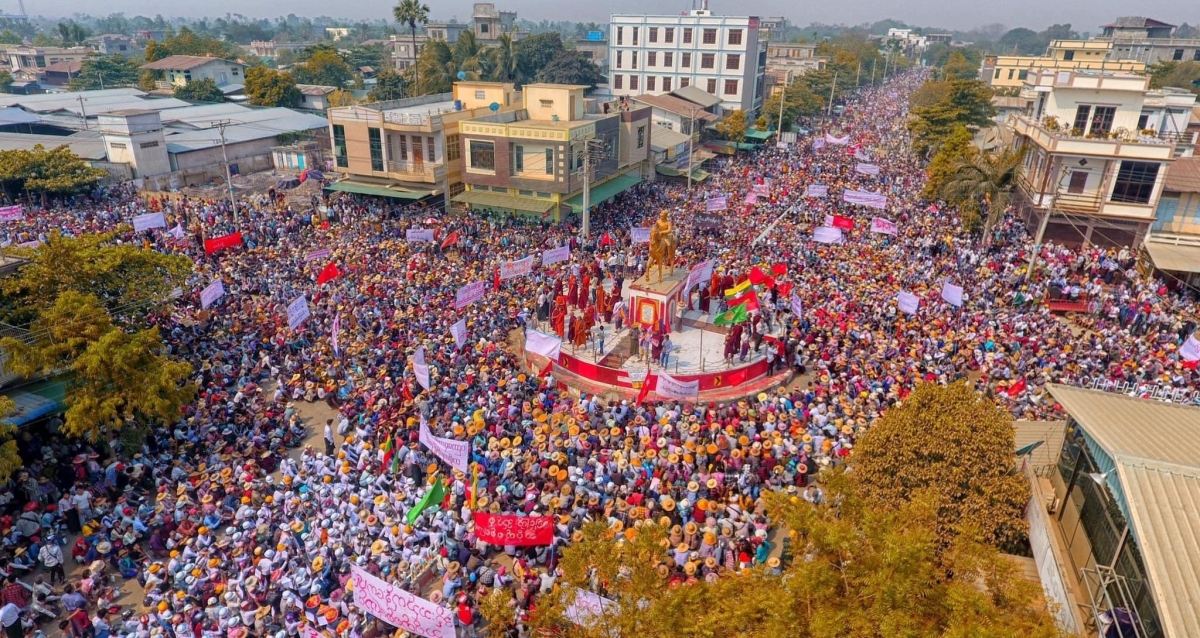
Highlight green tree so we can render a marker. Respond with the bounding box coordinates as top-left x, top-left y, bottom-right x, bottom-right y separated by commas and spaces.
0, 70, 11, 93
143, 26, 241, 60
68, 54, 141, 91
1146, 60, 1200, 96
346, 43, 388, 71
852, 383, 1030, 551
922, 124, 976, 201
909, 79, 950, 108
244, 67, 302, 107
762, 82, 825, 131
487, 34, 518, 82
451, 31, 488, 79
413, 39, 456, 95
484, 476, 1063, 637
0, 396, 19, 482
0, 30, 22, 45
536, 50, 604, 87
293, 49, 354, 87
393, 0, 430, 93
0, 145, 107, 205
516, 32, 566, 84
368, 68, 408, 101
57, 21, 90, 46
997, 27, 1045, 55
715, 109, 748, 143
940, 145, 1025, 240
941, 51, 979, 81
908, 79, 996, 154
173, 77, 225, 102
